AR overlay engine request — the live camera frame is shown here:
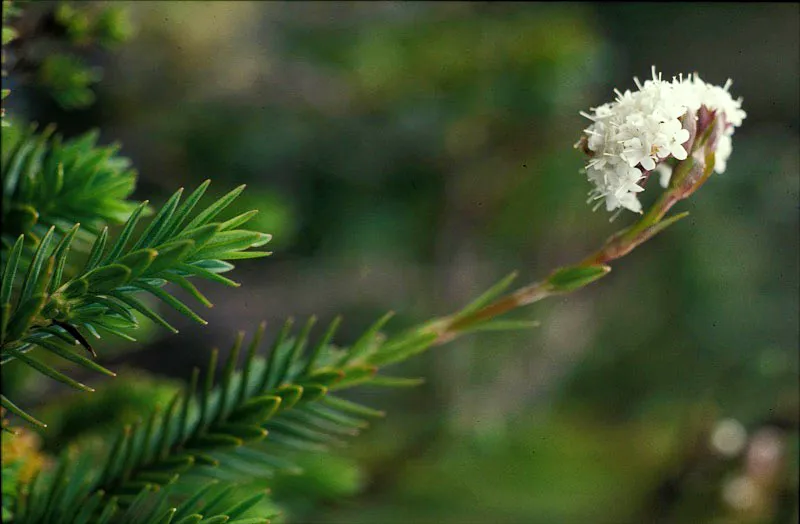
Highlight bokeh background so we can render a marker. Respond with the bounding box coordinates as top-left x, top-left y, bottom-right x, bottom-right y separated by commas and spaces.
6, 2, 799, 523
